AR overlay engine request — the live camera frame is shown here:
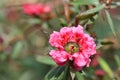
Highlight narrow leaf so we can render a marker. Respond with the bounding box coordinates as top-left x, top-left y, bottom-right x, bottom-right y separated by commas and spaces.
75, 72, 84, 80
11, 41, 23, 59
105, 10, 117, 37
76, 4, 105, 20
100, 39, 114, 45
98, 58, 114, 78
45, 66, 65, 80
54, 66, 65, 78
61, 66, 71, 80
45, 67, 59, 80
36, 56, 56, 66
71, 0, 99, 6
83, 4, 105, 15
114, 55, 120, 66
